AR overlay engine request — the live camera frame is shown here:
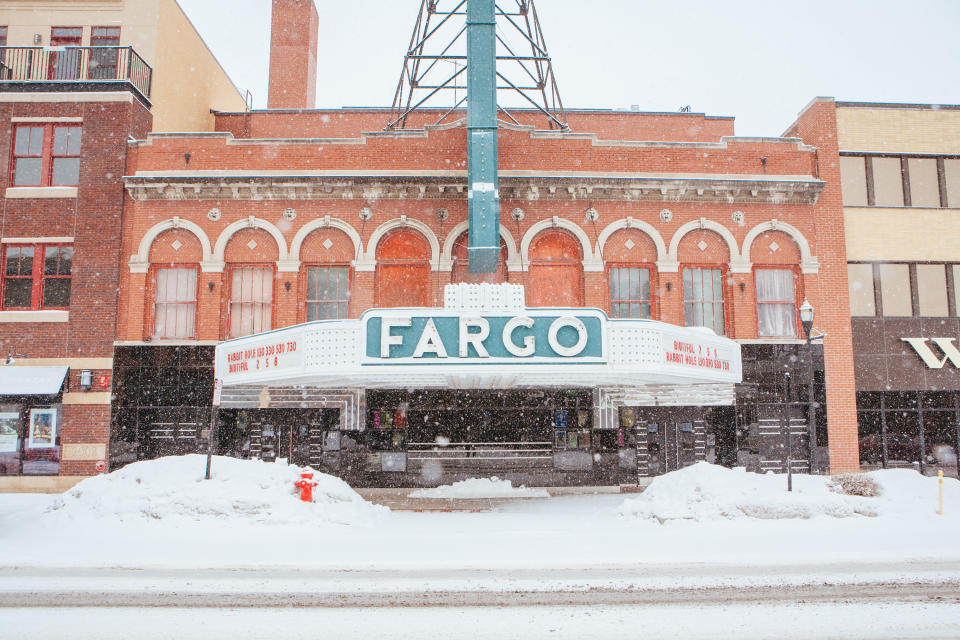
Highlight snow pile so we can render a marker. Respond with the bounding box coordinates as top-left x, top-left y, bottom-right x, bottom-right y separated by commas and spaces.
619, 462, 879, 523
45, 455, 386, 526
409, 477, 550, 499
